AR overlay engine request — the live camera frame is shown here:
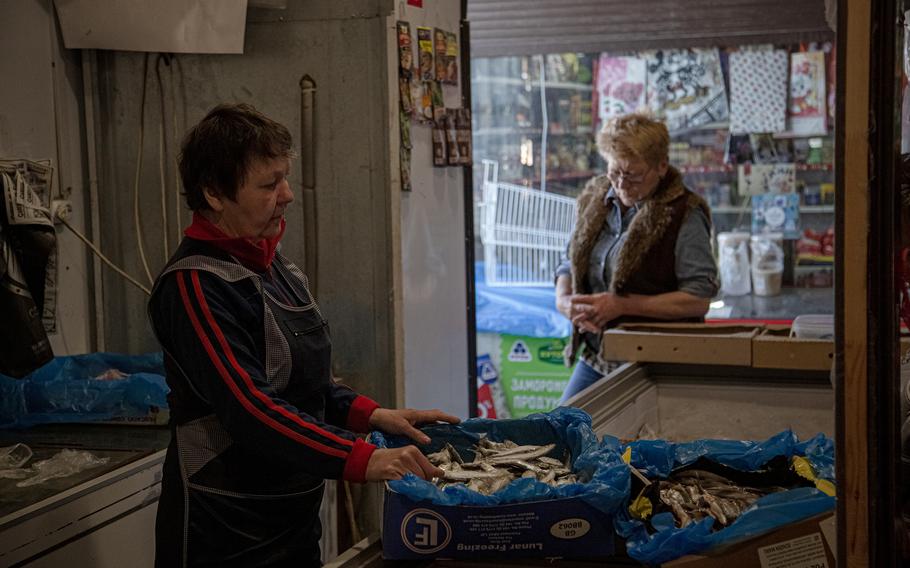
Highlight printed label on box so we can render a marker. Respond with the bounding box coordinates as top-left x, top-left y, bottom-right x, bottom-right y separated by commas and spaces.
400, 509, 452, 554
383, 490, 614, 559
757, 532, 828, 568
